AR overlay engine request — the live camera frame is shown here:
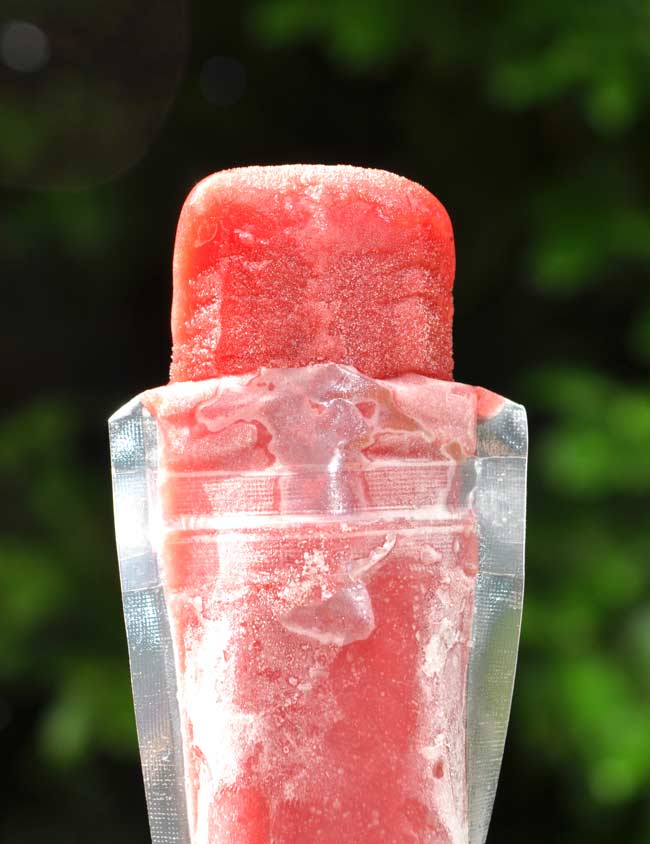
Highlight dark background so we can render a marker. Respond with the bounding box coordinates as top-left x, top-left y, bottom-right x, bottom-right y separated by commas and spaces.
1, 1, 649, 841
